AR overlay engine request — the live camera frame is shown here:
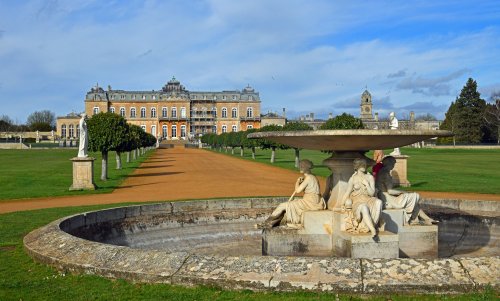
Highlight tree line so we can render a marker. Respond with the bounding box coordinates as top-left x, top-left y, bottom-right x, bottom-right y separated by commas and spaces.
87, 112, 157, 181
201, 113, 363, 166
